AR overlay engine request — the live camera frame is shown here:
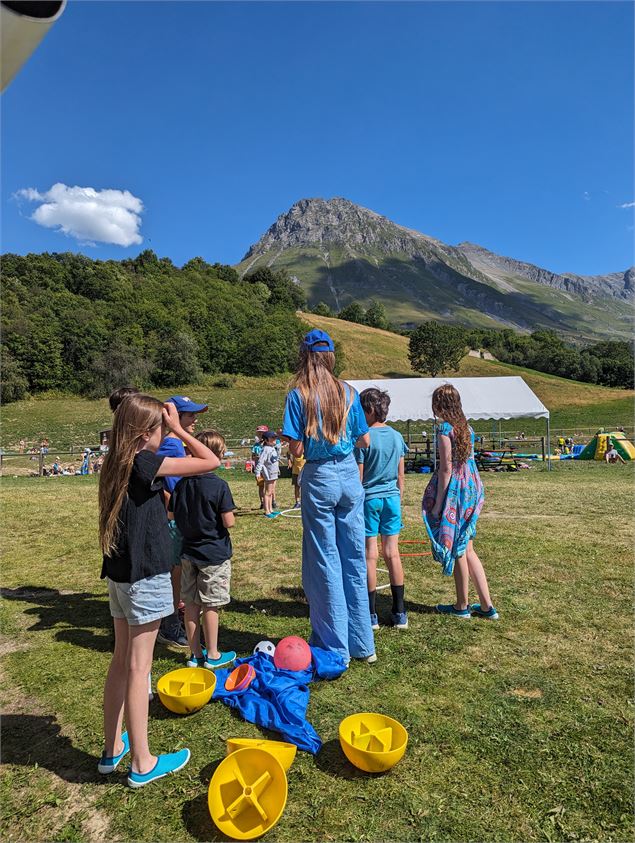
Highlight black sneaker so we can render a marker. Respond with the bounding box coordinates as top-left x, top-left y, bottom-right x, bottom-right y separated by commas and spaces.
157, 615, 188, 647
